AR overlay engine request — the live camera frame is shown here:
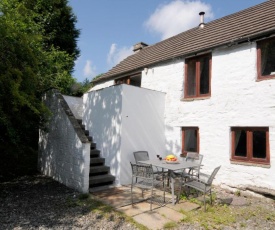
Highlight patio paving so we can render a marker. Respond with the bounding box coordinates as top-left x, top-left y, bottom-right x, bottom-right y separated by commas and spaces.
91, 186, 200, 230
